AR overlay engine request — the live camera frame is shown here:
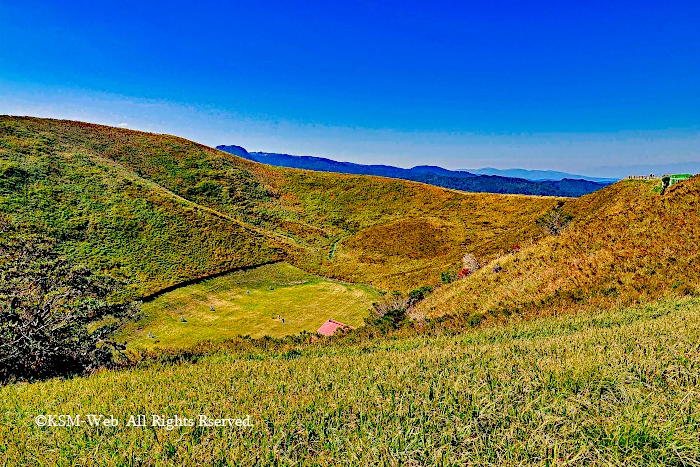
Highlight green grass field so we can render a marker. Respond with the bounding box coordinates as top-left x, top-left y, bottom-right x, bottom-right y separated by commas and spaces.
122, 263, 380, 348
2, 297, 699, 465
